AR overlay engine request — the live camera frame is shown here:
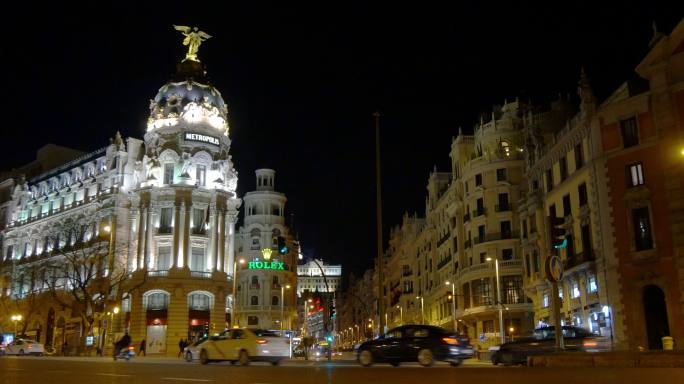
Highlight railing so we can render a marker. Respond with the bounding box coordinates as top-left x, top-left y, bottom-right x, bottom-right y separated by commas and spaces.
147, 270, 169, 277
474, 231, 519, 244
495, 203, 511, 212
458, 259, 523, 278
191, 271, 212, 279
437, 232, 450, 247
472, 208, 486, 217
402, 270, 413, 277
250, 284, 261, 290
437, 256, 452, 270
